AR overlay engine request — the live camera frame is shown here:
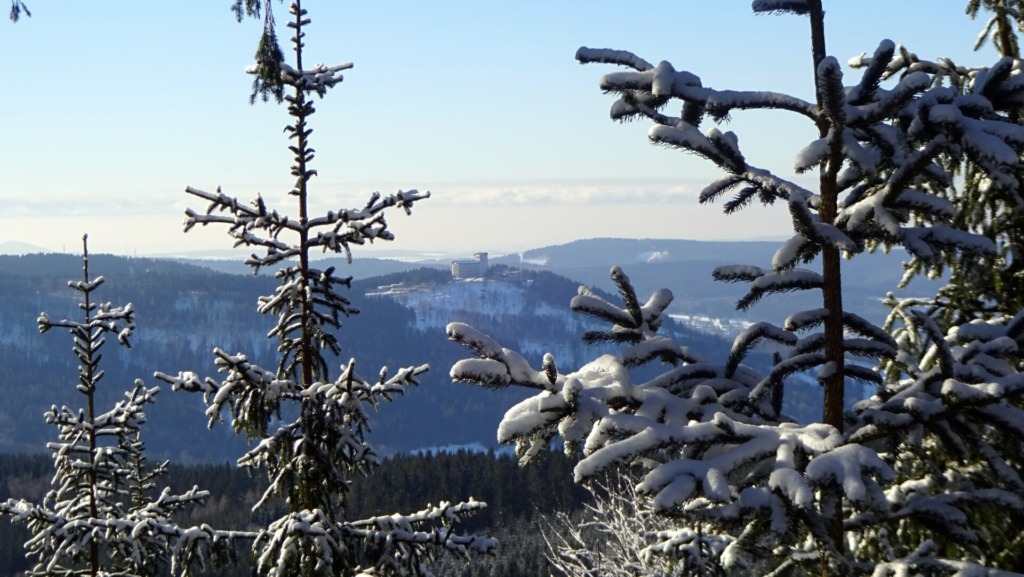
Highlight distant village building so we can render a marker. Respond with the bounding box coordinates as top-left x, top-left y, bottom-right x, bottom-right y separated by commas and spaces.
451, 252, 488, 279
